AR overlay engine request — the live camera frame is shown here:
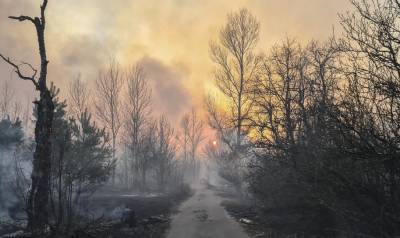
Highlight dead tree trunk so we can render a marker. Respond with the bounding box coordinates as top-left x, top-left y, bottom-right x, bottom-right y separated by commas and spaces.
0, 0, 54, 234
